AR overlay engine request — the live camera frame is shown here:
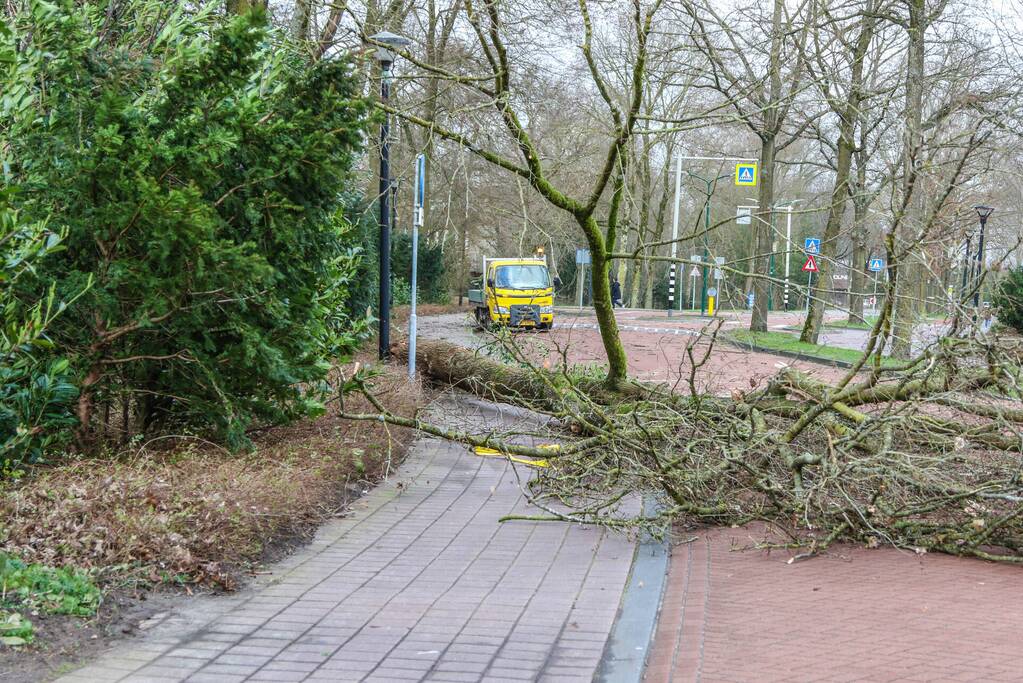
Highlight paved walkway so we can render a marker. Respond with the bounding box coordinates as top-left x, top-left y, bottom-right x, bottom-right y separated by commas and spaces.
62, 397, 636, 683
645, 525, 1023, 682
